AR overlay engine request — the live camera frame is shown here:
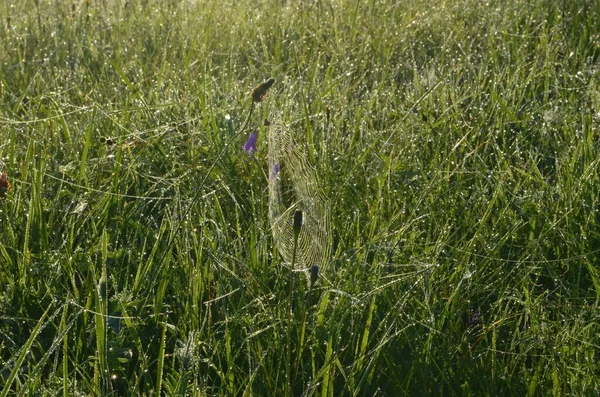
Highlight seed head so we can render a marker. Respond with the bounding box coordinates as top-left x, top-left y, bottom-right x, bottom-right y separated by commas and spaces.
293, 210, 303, 238
252, 78, 275, 103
